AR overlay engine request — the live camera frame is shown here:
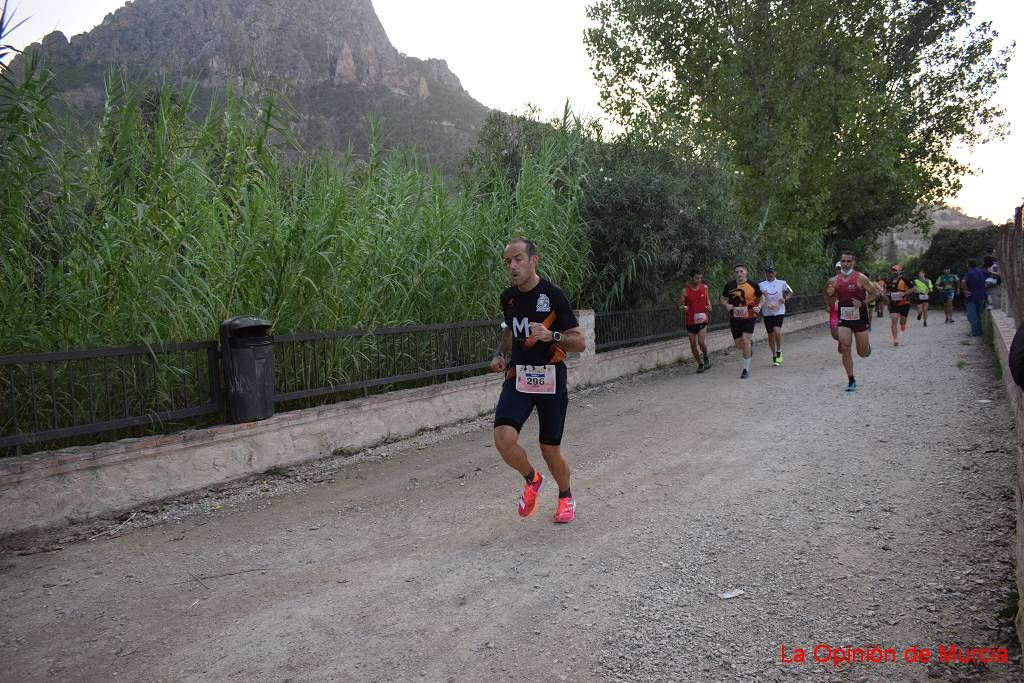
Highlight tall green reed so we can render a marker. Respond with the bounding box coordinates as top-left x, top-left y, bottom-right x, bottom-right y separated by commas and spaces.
0, 70, 590, 354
